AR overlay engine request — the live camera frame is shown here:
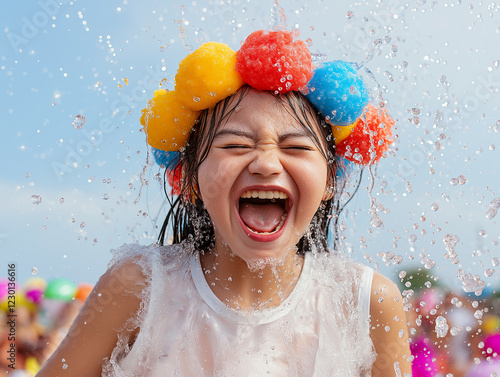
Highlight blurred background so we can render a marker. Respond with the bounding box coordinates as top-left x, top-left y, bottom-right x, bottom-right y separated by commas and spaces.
1, 0, 499, 375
